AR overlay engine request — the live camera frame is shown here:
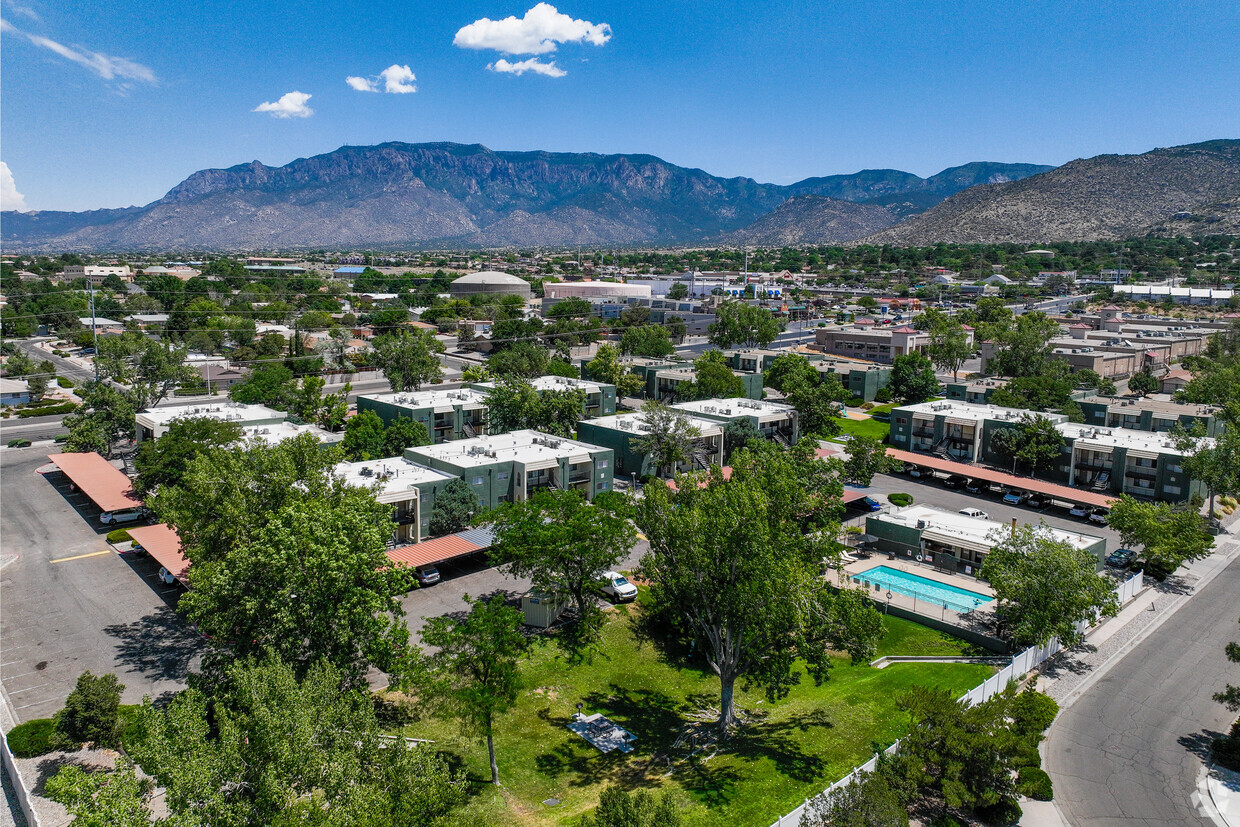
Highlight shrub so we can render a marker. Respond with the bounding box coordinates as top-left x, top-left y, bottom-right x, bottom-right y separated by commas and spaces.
861, 401, 875, 411
52, 671, 124, 750
974, 798, 1022, 825
16, 402, 77, 418
107, 529, 132, 544
54, 434, 69, 443
7, 438, 31, 448
888, 492, 914, 507
1212, 718, 1240, 773
5, 718, 56, 757
1011, 689, 1059, 735
846, 396, 866, 407
1012, 737, 1042, 769
1016, 766, 1054, 800
875, 388, 893, 403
